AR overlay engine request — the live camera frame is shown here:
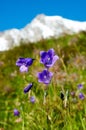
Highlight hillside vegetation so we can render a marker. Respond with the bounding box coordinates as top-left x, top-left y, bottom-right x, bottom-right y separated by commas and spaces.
0, 31, 86, 130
